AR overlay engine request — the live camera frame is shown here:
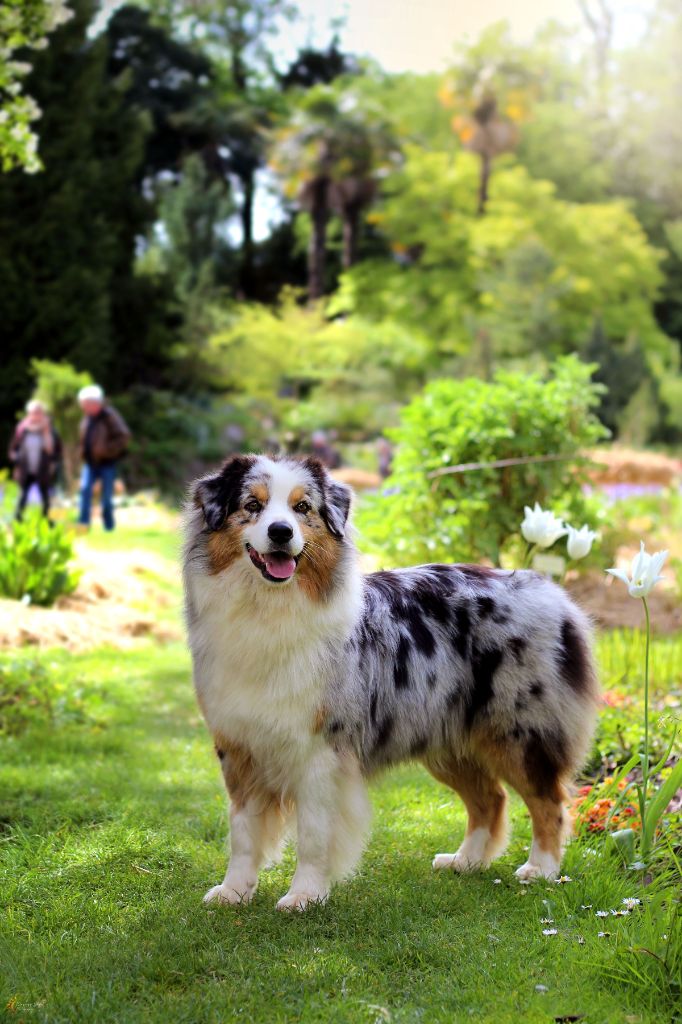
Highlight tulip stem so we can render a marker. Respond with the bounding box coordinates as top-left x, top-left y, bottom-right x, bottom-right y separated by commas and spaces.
641, 596, 651, 839
523, 543, 536, 569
